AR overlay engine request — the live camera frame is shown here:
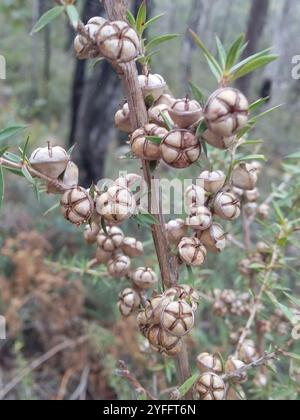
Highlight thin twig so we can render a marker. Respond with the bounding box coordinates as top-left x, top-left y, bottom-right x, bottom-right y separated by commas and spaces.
0, 336, 88, 400
116, 361, 156, 400
69, 366, 90, 401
